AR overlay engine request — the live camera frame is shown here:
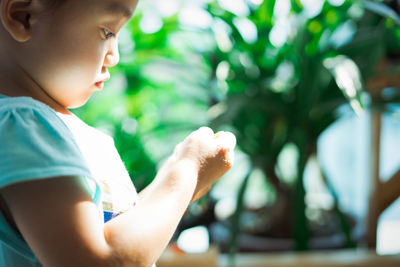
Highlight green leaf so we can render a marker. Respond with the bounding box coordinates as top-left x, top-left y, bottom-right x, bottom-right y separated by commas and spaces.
363, 0, 400, 25
255, 0, 276, 27
323, 55, 366, 115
